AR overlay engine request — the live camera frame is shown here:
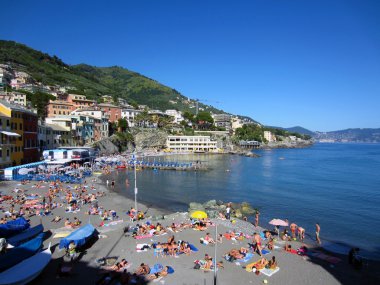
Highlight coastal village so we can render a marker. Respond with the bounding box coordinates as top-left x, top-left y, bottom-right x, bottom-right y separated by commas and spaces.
0, 63, 311, 171
0, 57, 378, 285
